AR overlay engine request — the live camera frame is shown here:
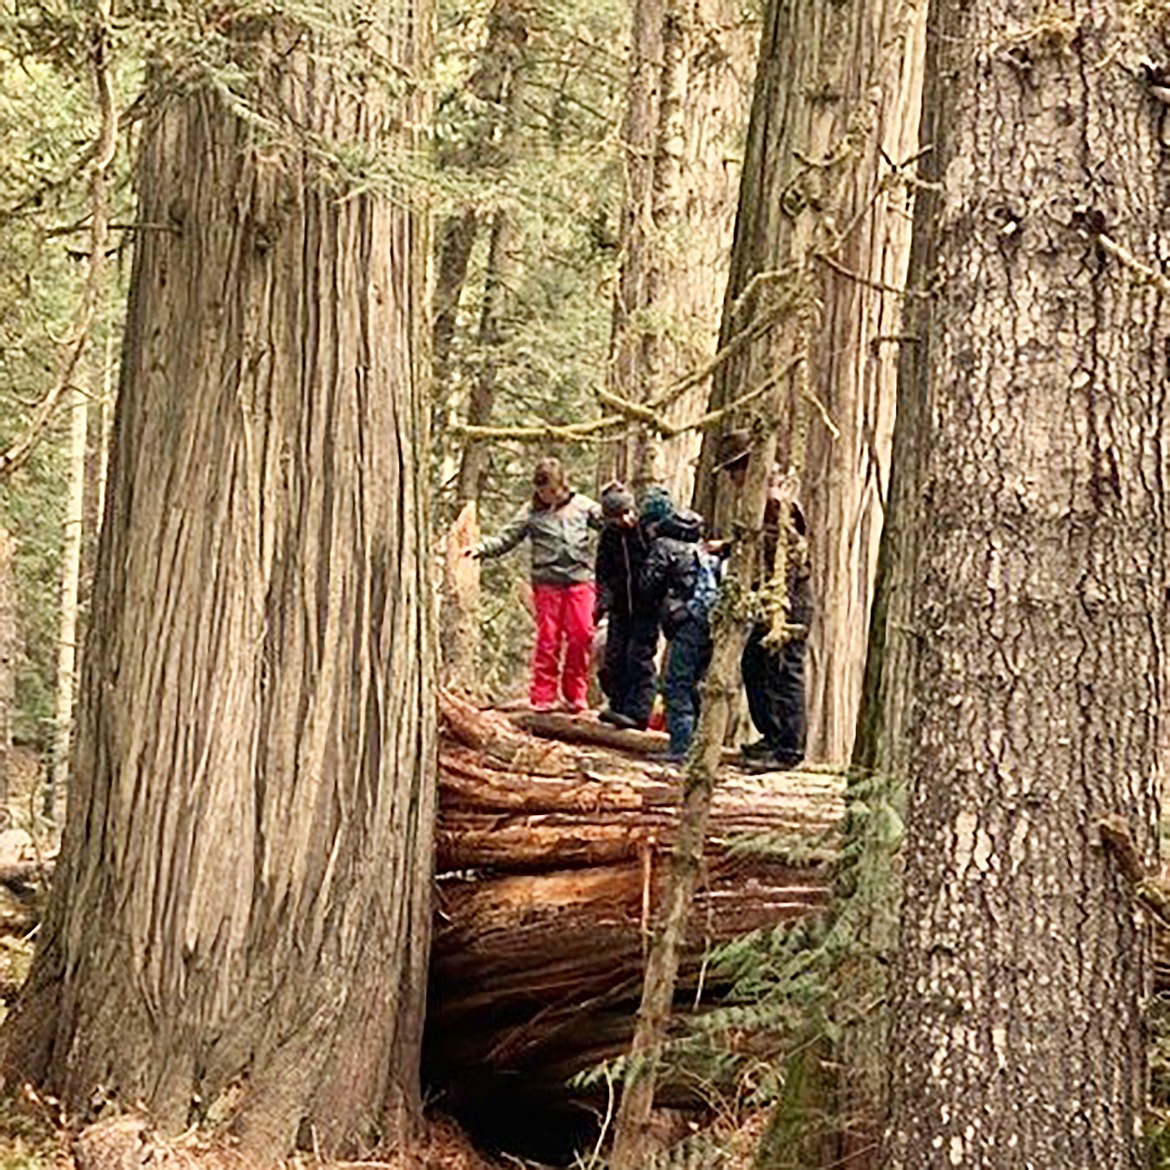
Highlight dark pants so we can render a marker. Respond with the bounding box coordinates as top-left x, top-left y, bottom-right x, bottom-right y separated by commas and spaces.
741, 624, 806, 764
602, 611, 660, 728
664, 618, 712, 757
